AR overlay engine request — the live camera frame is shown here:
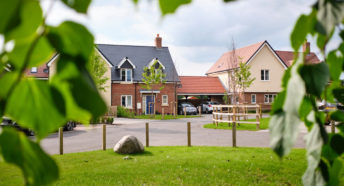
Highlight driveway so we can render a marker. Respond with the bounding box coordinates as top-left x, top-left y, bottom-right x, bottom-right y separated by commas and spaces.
38, 114, 311, 155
